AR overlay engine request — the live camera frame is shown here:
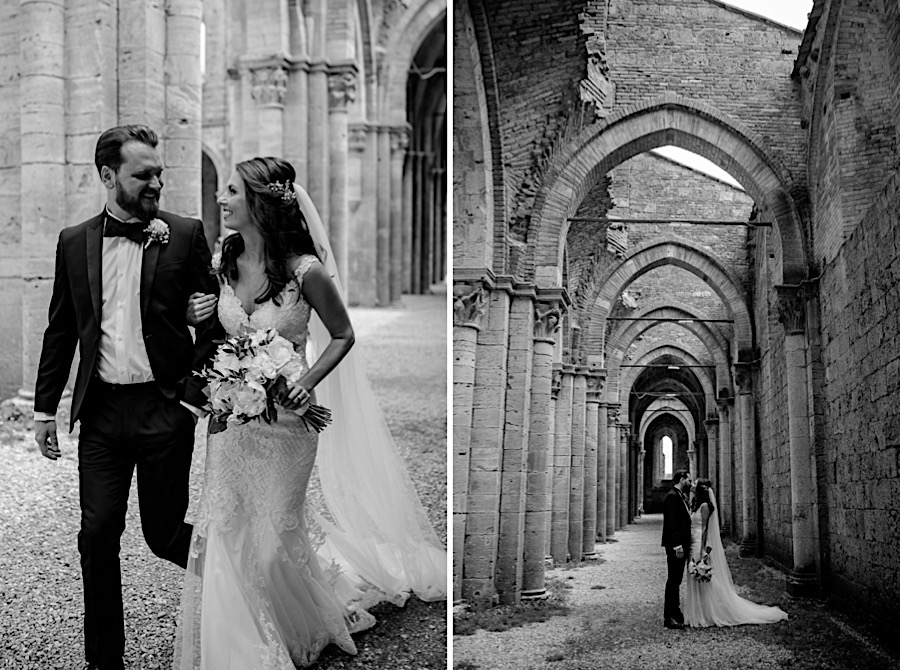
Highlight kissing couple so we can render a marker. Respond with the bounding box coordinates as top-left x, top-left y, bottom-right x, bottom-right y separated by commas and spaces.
662, 469, 788, 628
